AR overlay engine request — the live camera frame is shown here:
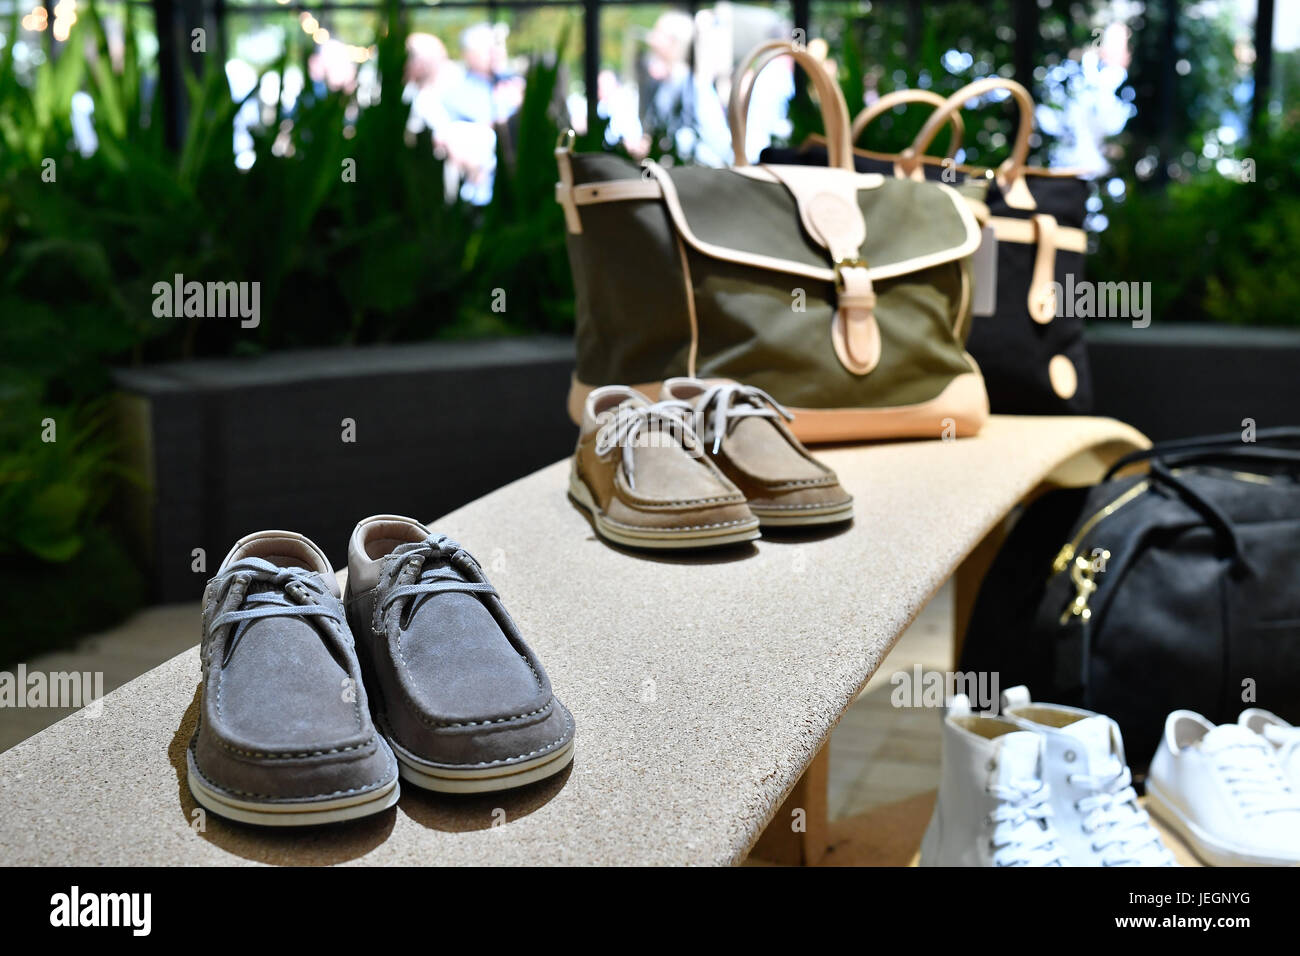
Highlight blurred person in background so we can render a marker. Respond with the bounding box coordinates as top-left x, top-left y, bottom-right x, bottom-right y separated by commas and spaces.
637, 10, 731, 164
405, 32, 453, 138
1036, 22, 1135, 177
574, 69, 643, 149
308, 39, 359, 98
440, 23, 518, 205
404, 32, 463, 200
